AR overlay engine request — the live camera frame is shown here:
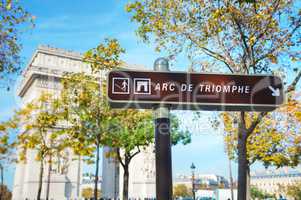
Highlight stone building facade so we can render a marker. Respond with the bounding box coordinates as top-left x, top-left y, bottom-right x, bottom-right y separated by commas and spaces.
12, 45, 87, 200
12, 45, 156, 200
251, 170, 301, 199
